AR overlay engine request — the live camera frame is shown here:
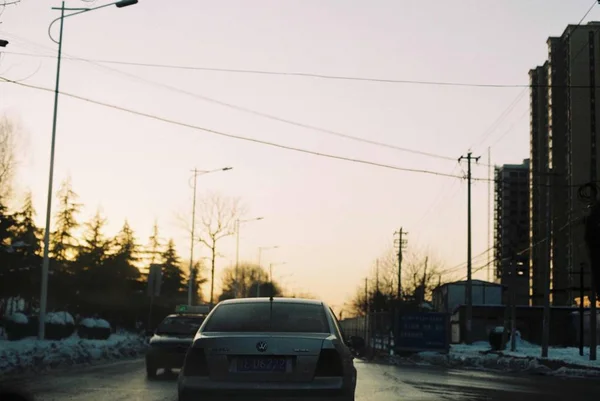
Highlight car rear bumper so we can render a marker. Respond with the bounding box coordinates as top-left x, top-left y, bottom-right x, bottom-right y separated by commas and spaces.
146, 350, 186, 369
178, 376, 355, 401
